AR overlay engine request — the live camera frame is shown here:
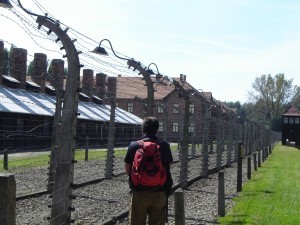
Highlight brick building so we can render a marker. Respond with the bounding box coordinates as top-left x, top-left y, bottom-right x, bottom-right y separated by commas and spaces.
113, 74, 225, 143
